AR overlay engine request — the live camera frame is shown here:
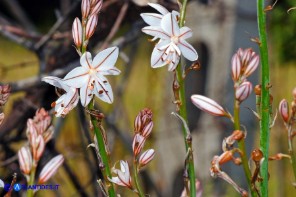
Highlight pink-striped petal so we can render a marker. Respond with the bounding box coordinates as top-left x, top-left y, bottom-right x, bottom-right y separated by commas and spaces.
139, 149, 155, 167
161, 13, 180, 36
63, 67, 89, 88
79, 80, 94, 107
42, 76, 64, 89
179, 27, 193, 40
142, 26, 170, 40
94, 75, 113, 103
80, 52, 93, 70
18, 146, 32, 175
93, 47, 119, 70
85, 15, 98, 39
178, 40, 198, 61
243, 55, 259, 77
